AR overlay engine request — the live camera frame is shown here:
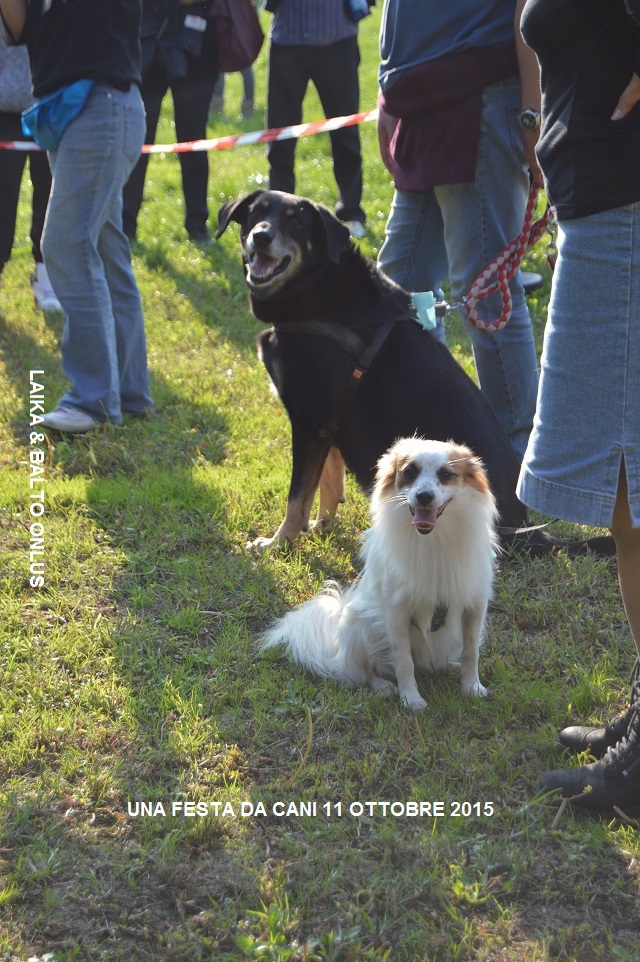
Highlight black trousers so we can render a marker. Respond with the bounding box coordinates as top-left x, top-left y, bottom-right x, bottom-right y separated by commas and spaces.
266, 36, 365, 224
0, 111, 52, 271
123, 49, 218, 238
